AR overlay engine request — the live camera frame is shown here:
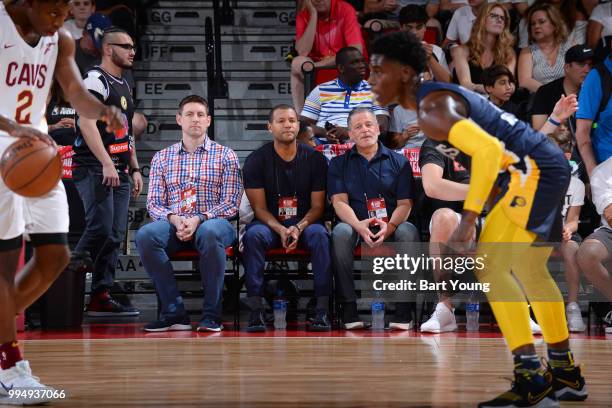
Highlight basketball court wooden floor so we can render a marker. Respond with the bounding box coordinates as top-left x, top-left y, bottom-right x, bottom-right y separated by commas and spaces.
14, 324, 611, 407
15, 324, 612, 408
